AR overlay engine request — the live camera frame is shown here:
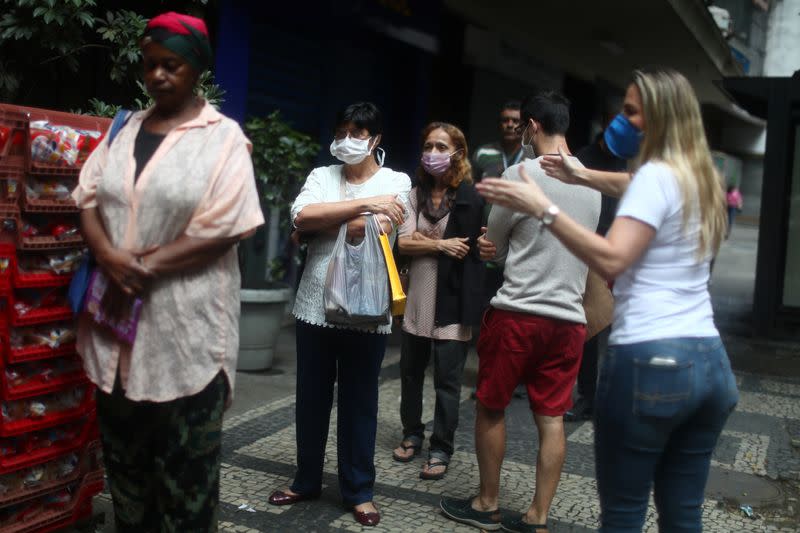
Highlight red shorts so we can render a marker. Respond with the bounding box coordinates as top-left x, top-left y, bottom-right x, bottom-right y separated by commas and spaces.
476, 308, 586, 416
